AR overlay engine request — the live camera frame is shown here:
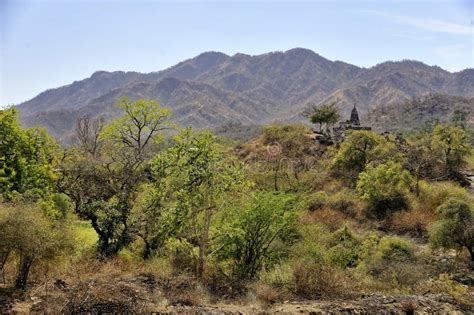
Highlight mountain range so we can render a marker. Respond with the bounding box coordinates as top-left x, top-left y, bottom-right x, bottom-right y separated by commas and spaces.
16, 48, 474, 141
